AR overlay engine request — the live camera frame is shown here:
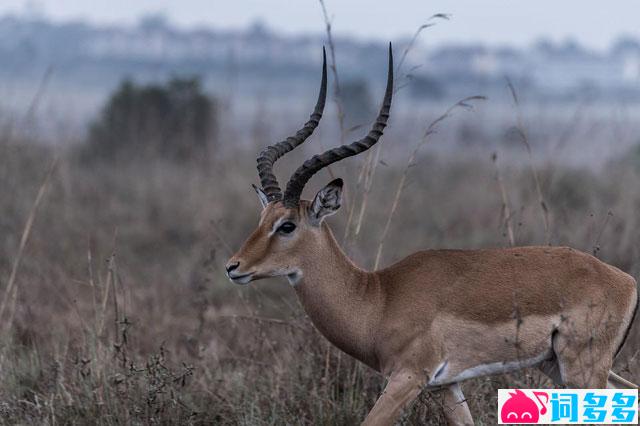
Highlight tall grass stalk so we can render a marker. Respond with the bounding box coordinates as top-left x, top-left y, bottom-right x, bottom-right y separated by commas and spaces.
374, 96, 485, 269
0, 157, 57, 332
395, 14, 450, 86
506, 78, 551, 245
492, 152, 516, 246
